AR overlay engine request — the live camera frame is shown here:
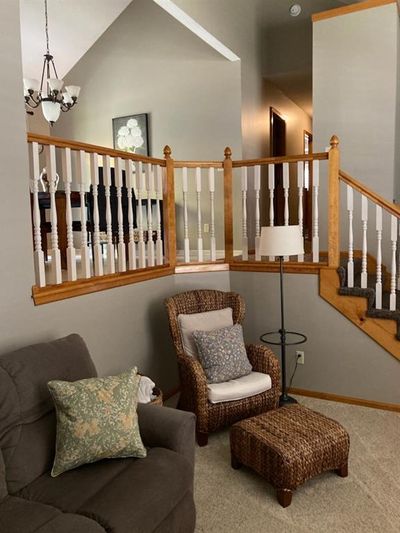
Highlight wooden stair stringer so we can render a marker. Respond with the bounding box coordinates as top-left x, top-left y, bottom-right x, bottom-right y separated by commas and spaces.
319, 267, 400, 360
